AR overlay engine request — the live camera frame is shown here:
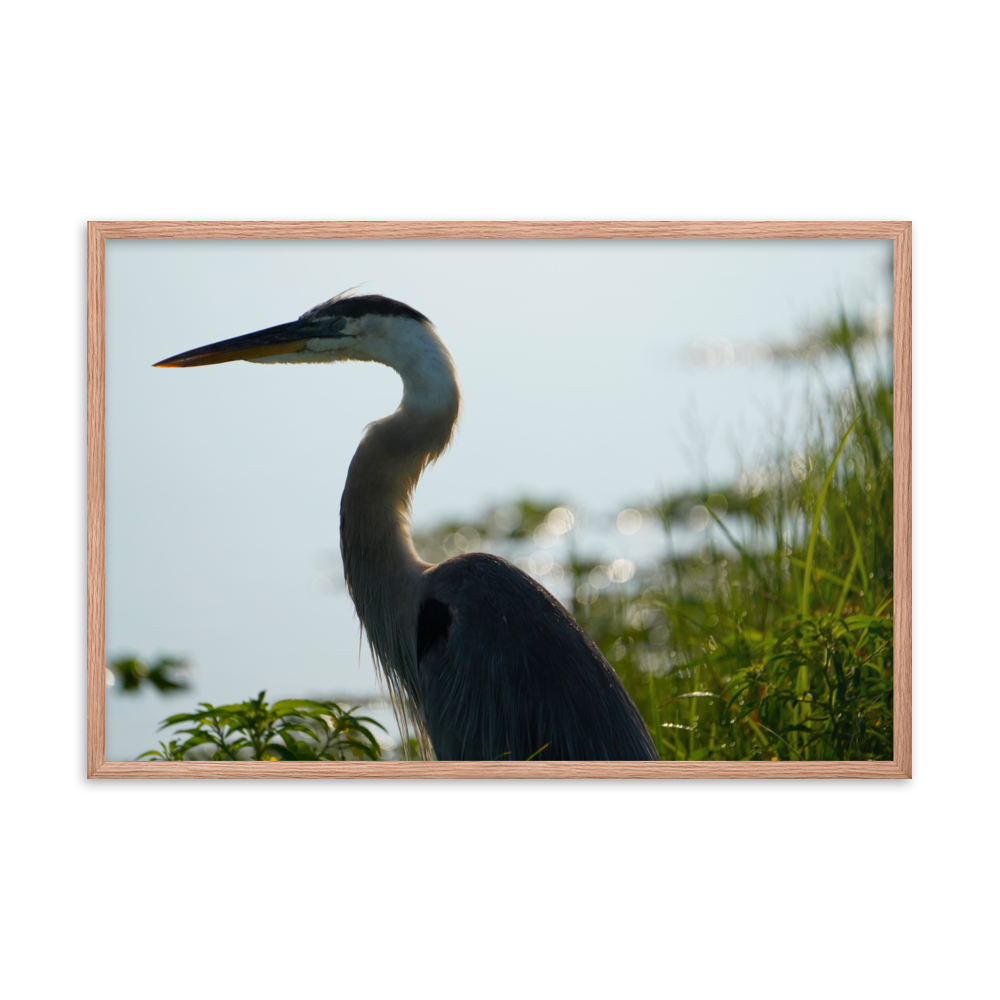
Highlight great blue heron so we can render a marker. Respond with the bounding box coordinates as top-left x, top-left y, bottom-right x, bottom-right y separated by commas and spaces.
155, 292, 657, 761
